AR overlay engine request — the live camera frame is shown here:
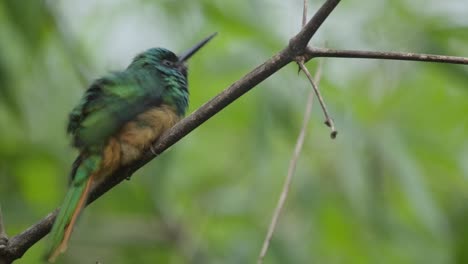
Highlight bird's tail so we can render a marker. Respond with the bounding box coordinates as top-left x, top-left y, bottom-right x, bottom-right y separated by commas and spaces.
46, 154, 102, 263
